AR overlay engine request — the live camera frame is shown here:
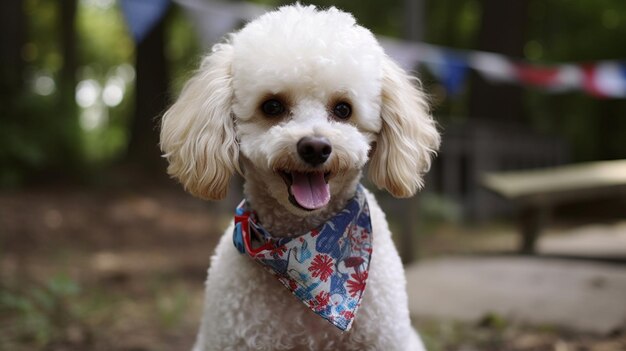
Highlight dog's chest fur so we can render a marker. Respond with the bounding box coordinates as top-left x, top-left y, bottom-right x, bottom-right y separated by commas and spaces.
193, 191, 423, 351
